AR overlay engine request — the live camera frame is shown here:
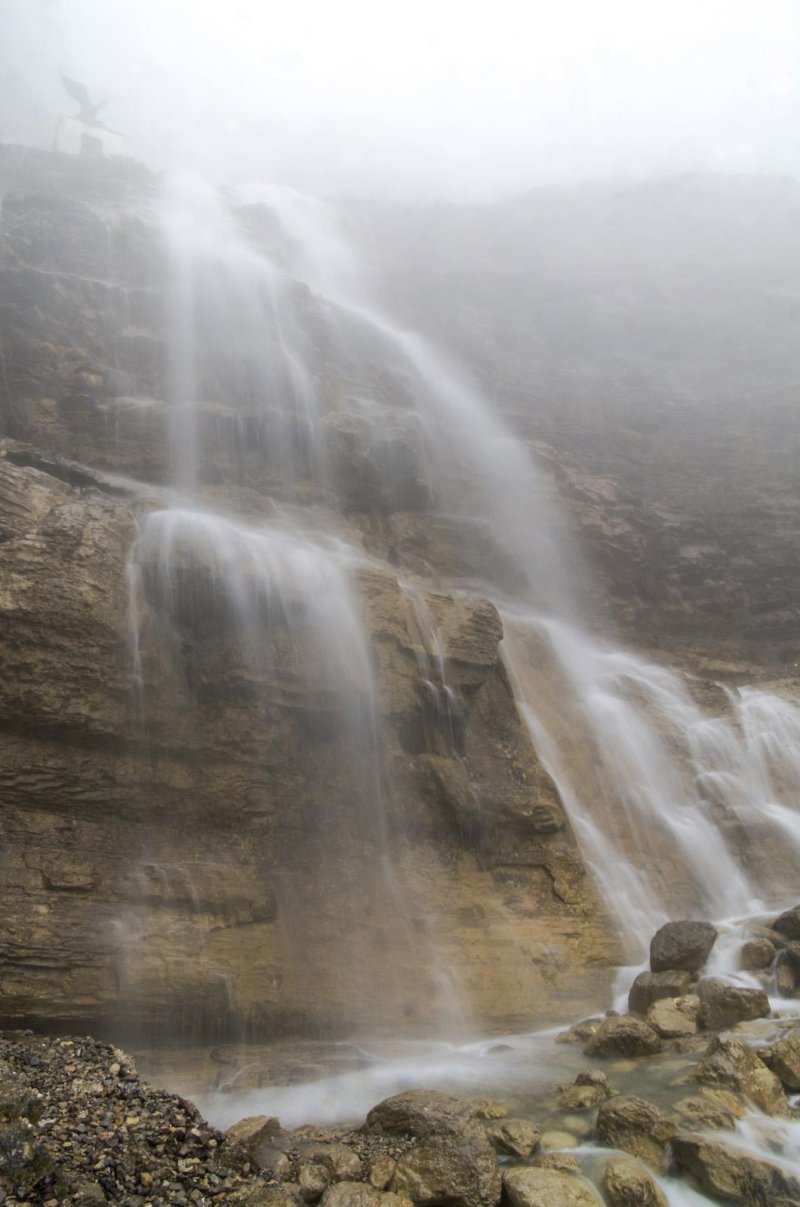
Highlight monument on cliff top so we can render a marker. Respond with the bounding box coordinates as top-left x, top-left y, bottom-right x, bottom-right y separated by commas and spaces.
55, 73, 126, 159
